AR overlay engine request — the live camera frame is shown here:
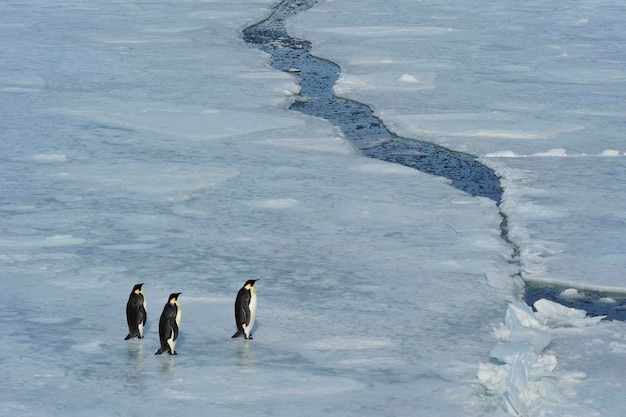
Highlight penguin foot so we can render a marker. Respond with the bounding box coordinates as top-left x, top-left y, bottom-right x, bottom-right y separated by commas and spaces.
169, 351, 178, 355
231, 330, 242, 338
245, 335, 254, 340
124, 334, 136, 340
